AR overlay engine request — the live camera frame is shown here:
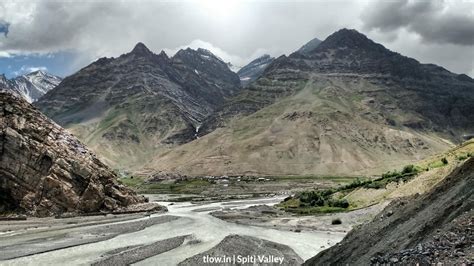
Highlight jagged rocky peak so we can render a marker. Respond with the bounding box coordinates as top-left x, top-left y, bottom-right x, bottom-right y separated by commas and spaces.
196, 48, 223, 60
157, 50, 169, 59
314, 28, 387, 53
172, 47, 240, 86
297, 37, 322, 55
130, 42, 154, 56
174, 47, 226, 65
173, 47, 193, 58
284, 28, 431, 78
0, 92, 164, 217
24, 70, 62, 87
26, 69, 46, 77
